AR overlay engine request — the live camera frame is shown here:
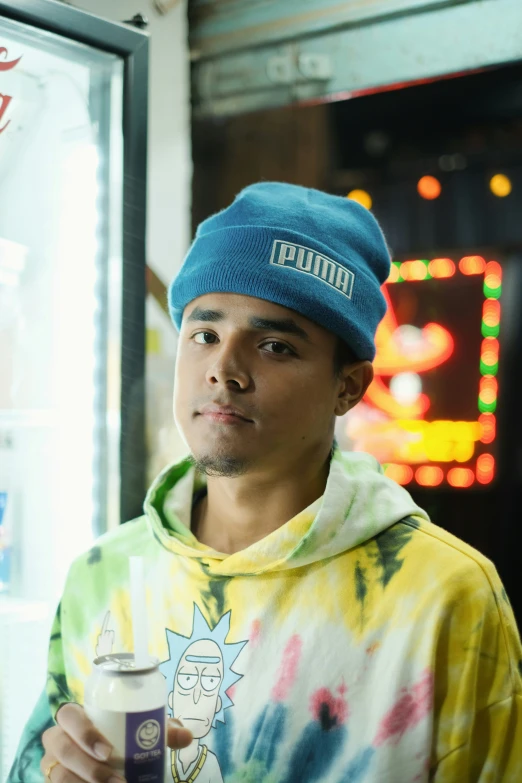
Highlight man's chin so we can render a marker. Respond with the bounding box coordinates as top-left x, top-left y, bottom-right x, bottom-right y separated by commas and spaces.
189, 451, 249, 478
